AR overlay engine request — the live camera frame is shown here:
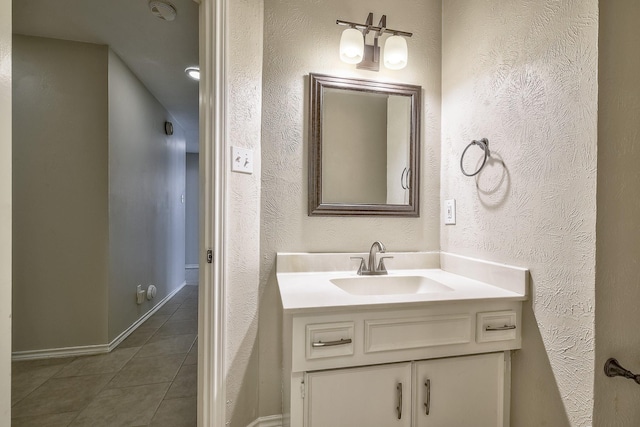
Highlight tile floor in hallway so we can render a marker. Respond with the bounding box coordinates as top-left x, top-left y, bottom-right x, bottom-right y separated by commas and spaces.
11, 284, 199, 427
